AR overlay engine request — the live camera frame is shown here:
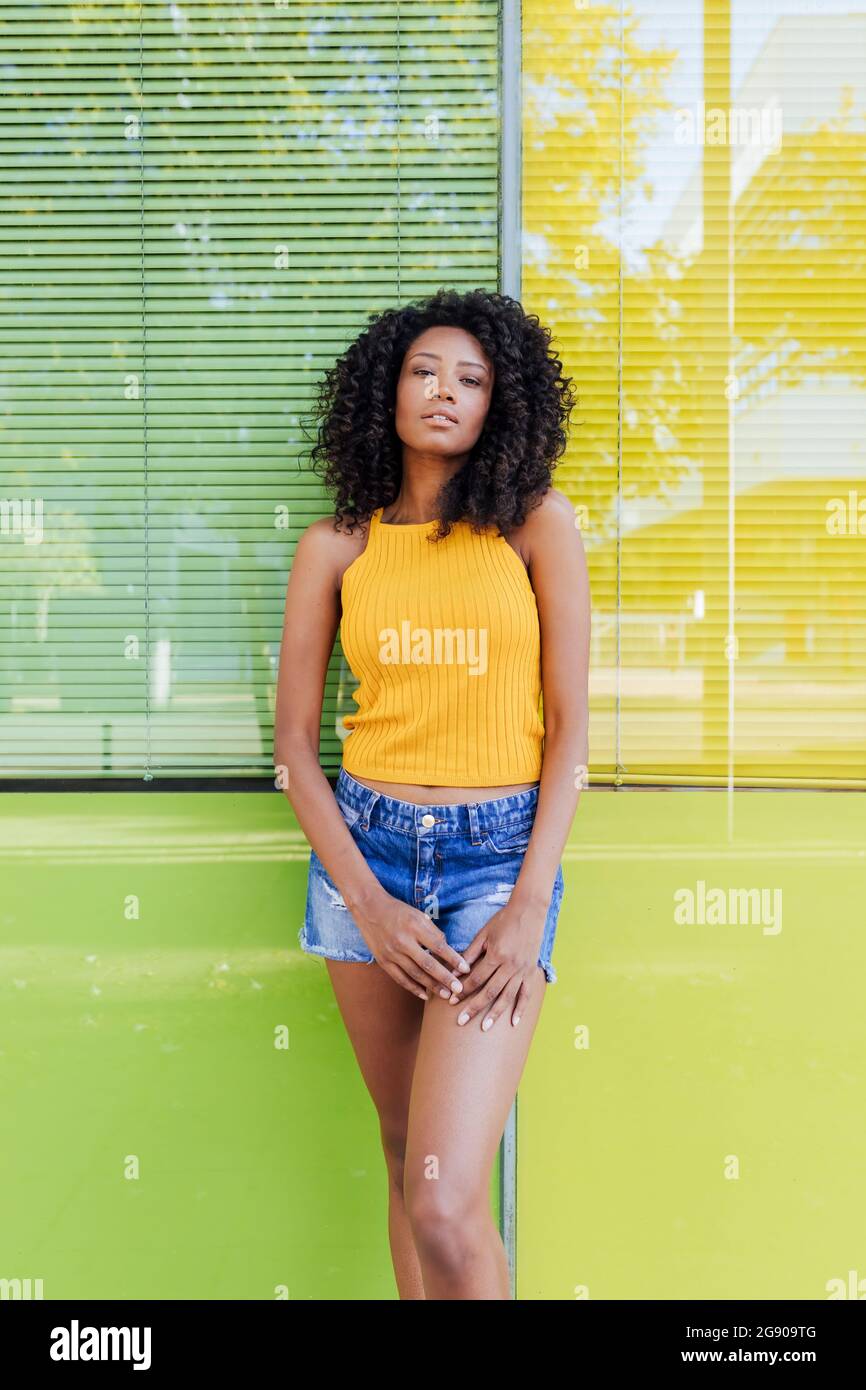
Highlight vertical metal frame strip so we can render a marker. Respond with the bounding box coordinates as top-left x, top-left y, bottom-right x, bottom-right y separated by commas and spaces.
498, 0, 522, 1303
